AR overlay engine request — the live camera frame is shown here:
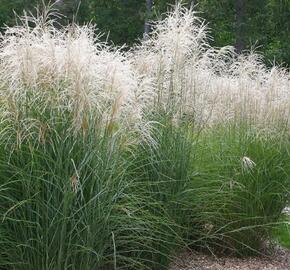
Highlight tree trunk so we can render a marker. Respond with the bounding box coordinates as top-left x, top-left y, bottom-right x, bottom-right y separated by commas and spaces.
235, 0, 245, 53
144, 0, 153, 36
